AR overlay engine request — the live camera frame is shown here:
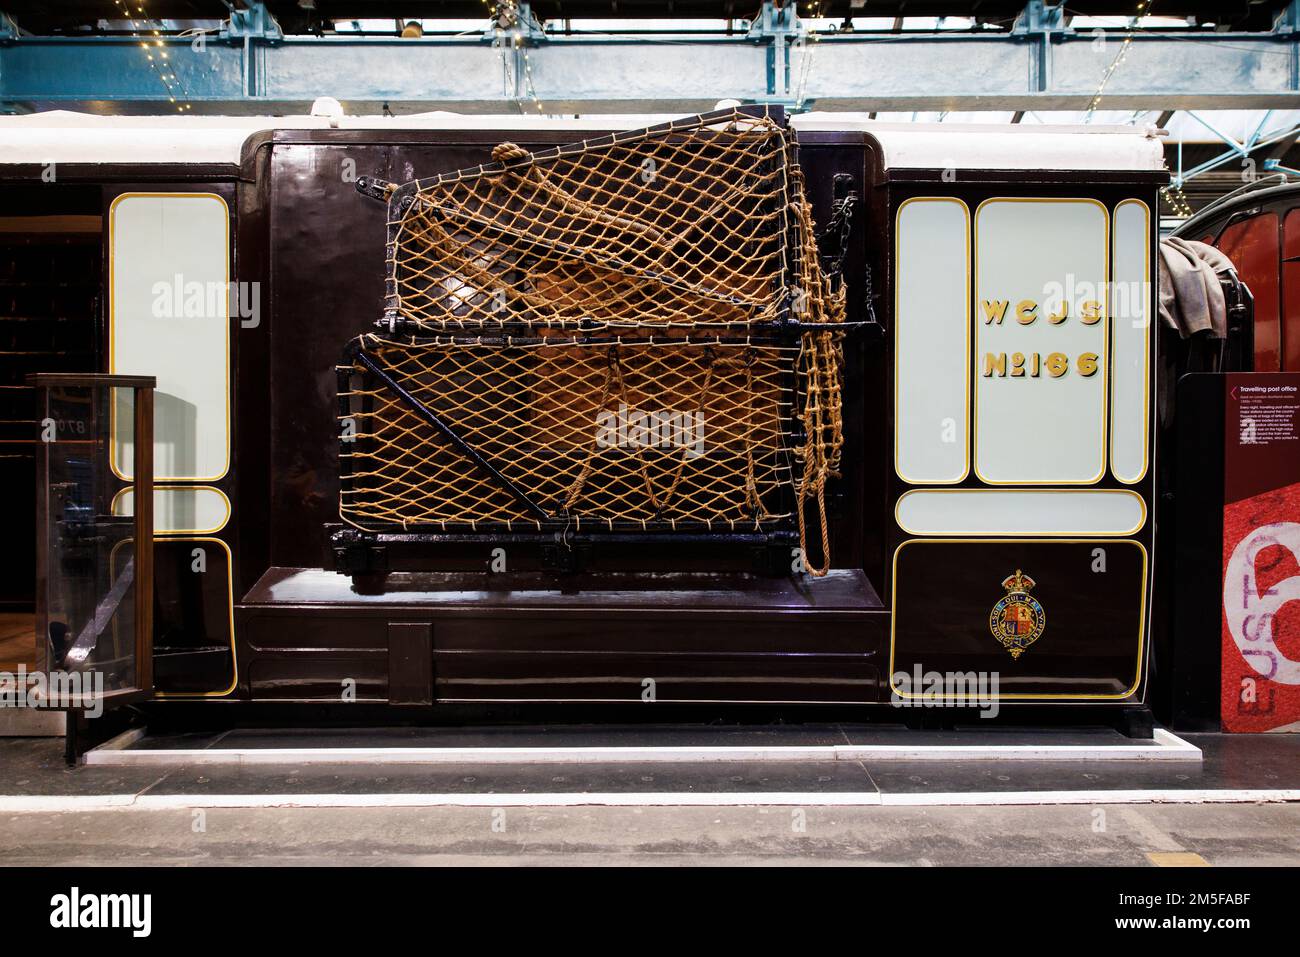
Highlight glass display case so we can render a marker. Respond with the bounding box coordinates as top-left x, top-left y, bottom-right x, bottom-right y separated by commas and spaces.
28, 373, 154, 708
